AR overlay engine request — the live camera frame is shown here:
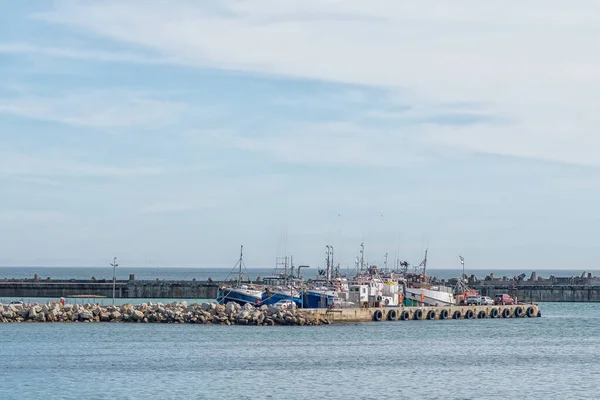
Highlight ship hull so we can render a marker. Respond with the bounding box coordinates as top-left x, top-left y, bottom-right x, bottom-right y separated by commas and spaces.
262, 291, 303, 307
405, 287, 455, 306
217, 287, 263, 306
